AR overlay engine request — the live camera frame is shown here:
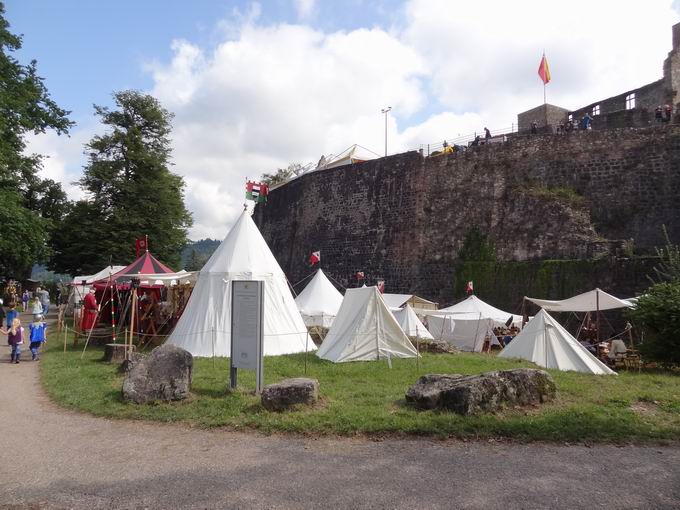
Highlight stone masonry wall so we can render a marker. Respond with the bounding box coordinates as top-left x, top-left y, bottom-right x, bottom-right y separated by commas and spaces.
254, 126, 680, 307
